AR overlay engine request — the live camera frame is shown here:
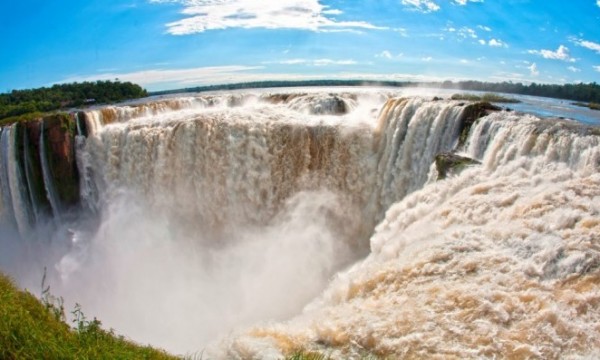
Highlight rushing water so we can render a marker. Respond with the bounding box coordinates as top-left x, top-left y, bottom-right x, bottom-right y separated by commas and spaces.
0, 88, 599, 358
